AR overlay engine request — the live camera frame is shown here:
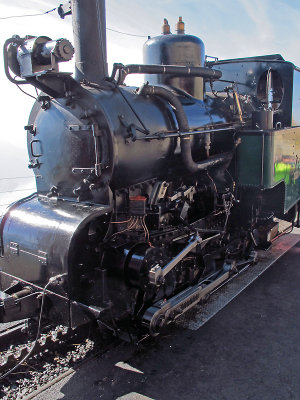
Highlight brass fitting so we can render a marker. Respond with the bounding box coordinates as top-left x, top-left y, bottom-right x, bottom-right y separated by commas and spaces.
162, 18, 171, 35
176, 16, 185, 34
